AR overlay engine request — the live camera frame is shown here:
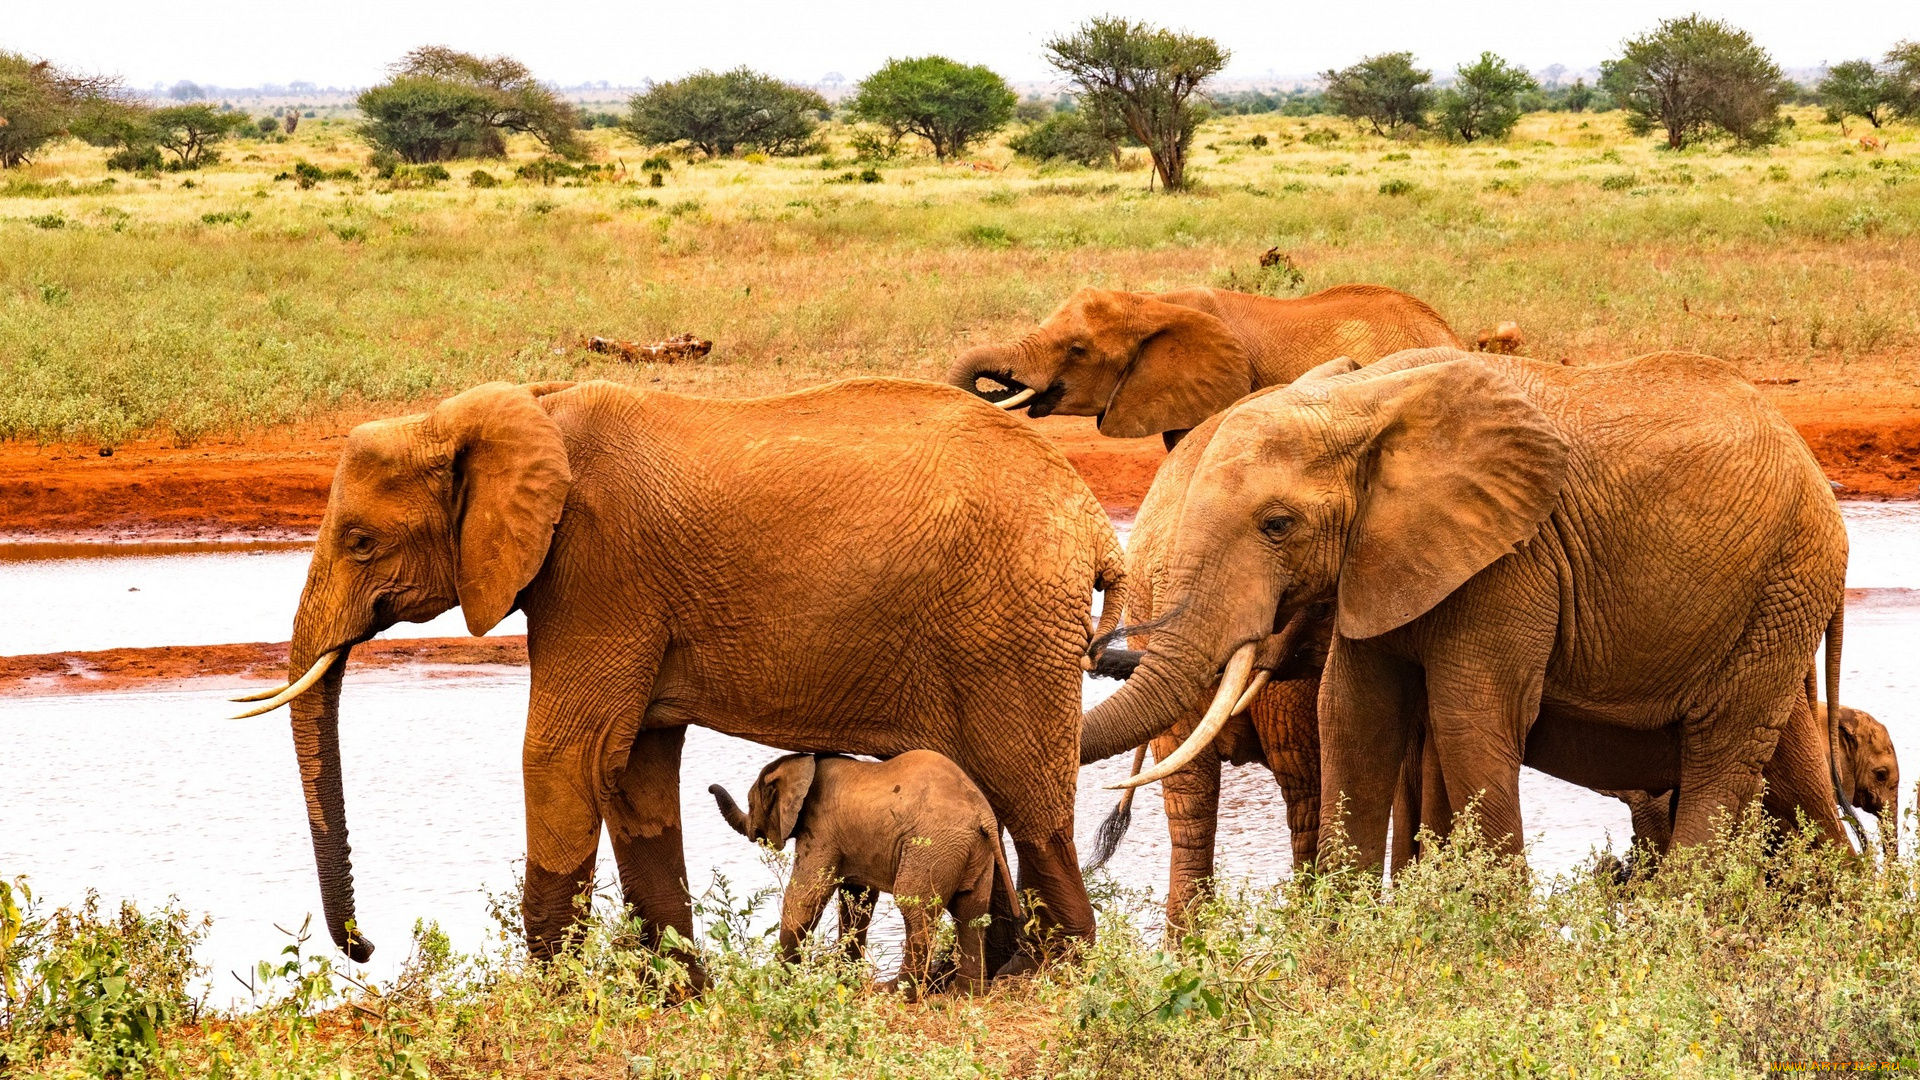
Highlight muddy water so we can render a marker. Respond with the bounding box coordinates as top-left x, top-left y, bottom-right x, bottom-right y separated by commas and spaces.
2, 505, 1915, 996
